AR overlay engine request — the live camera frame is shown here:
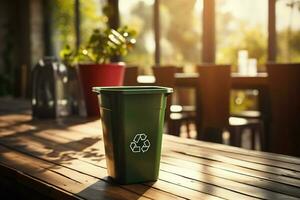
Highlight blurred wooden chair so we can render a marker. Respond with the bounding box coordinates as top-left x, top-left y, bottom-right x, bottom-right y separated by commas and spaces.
266, 63, 300, 157
230, 109, 264, 149
230, 91, 266, 149
196, 64, 265, 149
152, 66, 196, 137
124, 66, 138, 86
